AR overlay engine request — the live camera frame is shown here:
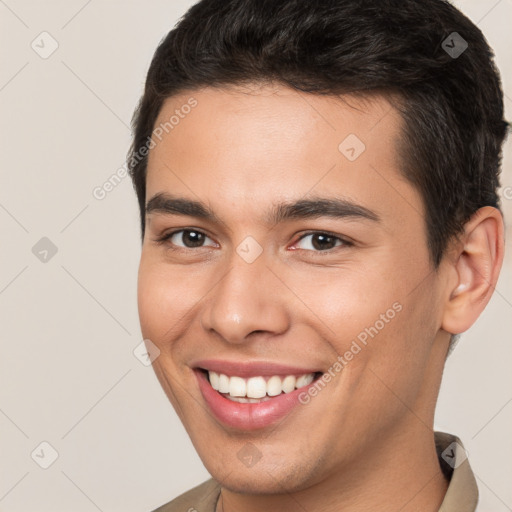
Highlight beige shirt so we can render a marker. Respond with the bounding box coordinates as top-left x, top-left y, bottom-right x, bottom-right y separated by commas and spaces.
153, 431, 478, 512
